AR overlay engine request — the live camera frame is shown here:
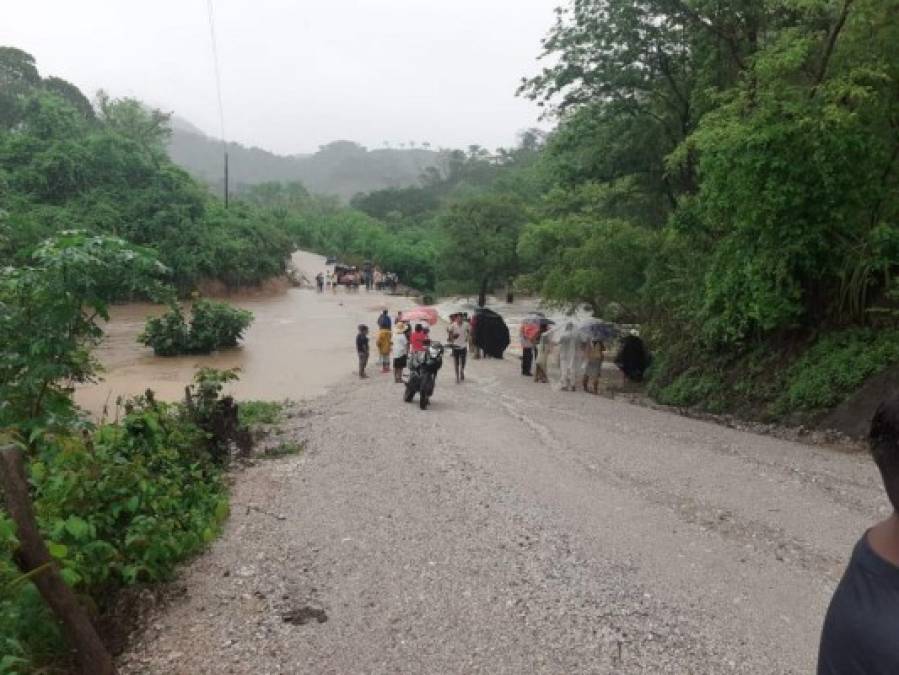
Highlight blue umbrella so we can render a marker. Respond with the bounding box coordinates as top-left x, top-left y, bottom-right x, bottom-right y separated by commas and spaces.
578, 319, 619, 341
